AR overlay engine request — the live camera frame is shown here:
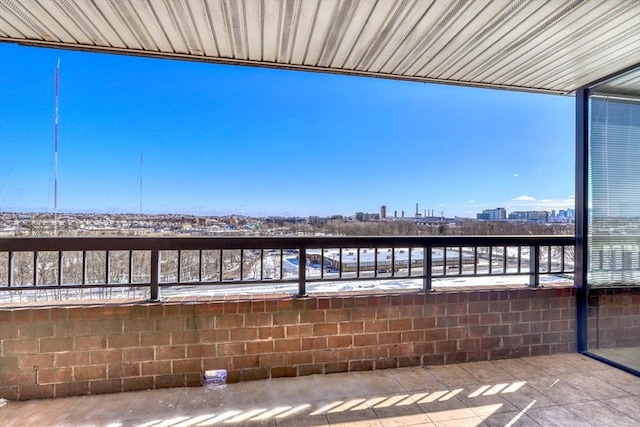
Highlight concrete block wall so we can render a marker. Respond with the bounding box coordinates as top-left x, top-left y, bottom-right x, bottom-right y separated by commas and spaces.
0, 286, 577, 400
